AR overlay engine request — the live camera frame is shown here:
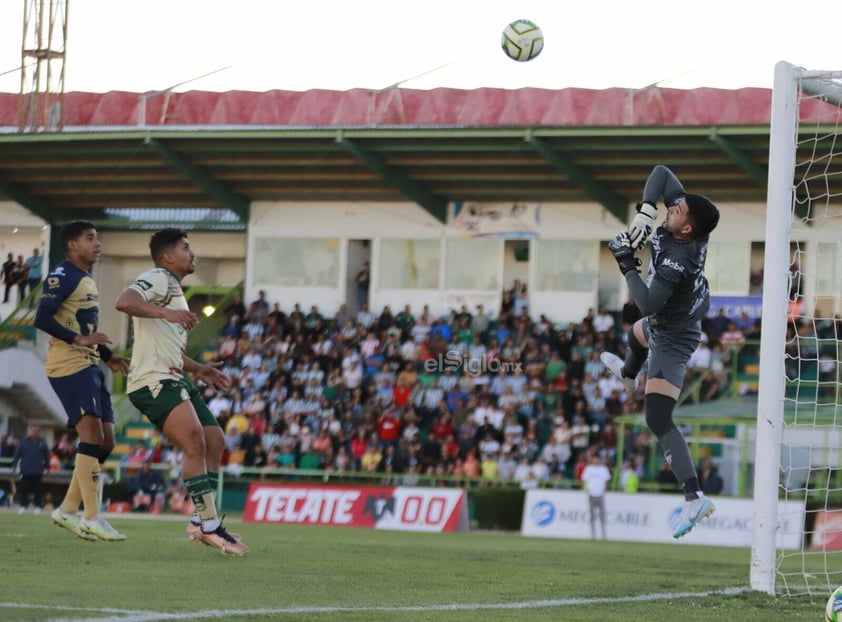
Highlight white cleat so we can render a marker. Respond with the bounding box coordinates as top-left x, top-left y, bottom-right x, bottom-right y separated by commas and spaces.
671, 496, 716, 539
600, 352, 636, 396
79, 515, 127, 542
51, 508, 97, 541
